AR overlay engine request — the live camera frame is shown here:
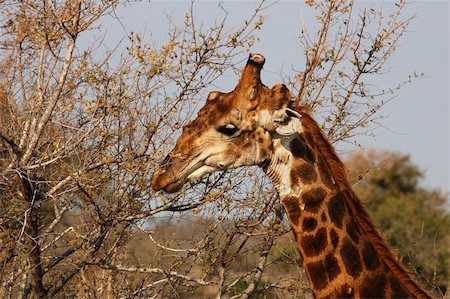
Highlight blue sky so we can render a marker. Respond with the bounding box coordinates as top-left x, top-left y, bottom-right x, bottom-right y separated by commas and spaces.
98, 1, 449, 193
